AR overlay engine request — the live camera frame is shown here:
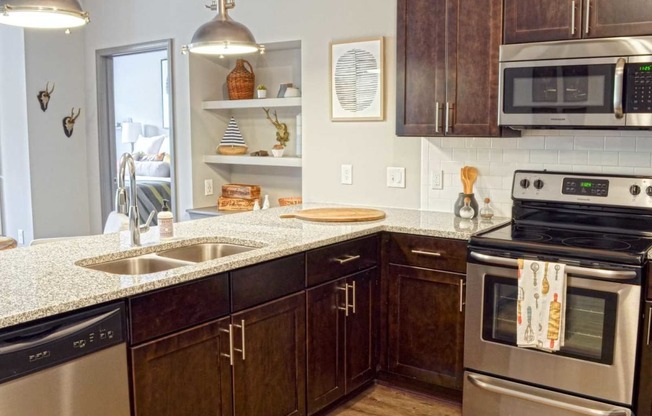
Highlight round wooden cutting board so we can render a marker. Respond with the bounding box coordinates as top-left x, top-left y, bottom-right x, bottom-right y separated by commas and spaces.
280, 208, 386, 222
